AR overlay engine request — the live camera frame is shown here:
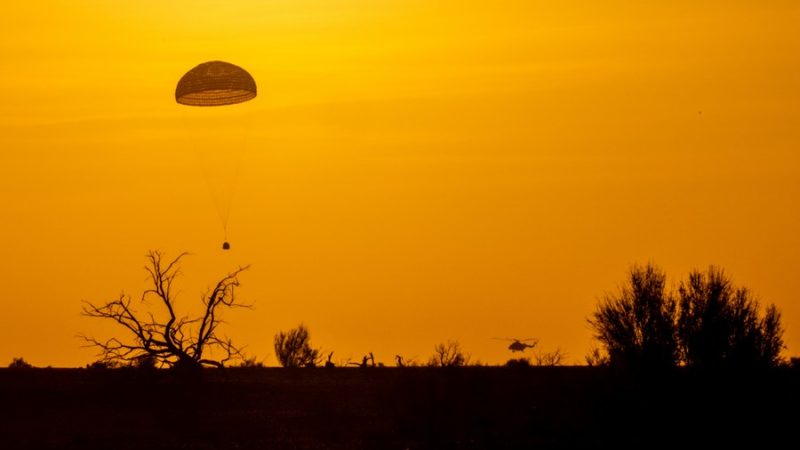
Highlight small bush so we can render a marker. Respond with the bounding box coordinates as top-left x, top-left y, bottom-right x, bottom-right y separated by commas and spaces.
8, 357, 33, 369
534, 348, 566, 367
274, 324, 322, 368
131, 354, 158, 370
85, 360, 119, 370
505, 358, 531, 368
585, 347, 610, 367
237, 357, 265, 368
